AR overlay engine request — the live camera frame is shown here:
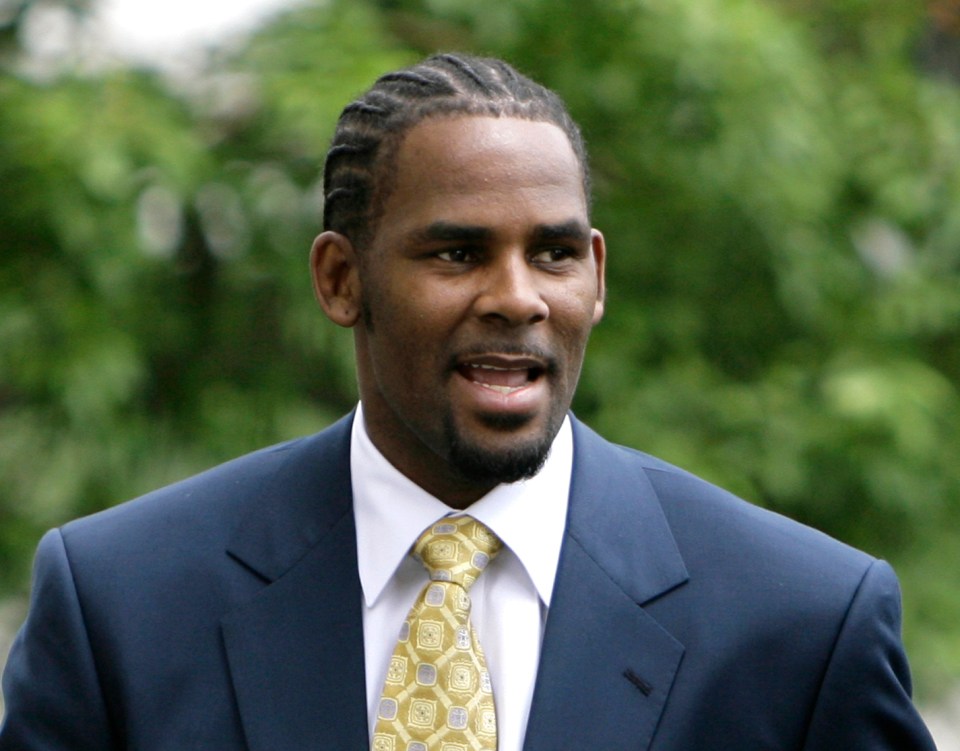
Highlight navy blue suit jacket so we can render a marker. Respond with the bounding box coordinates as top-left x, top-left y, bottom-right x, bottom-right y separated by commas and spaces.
0, 414, 936, 749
